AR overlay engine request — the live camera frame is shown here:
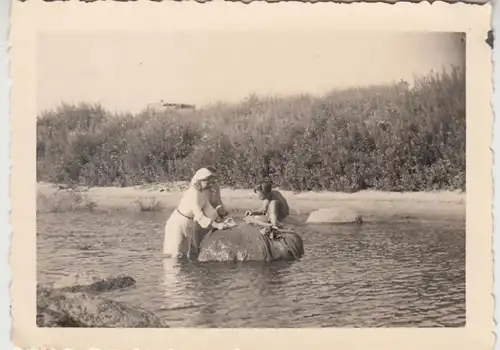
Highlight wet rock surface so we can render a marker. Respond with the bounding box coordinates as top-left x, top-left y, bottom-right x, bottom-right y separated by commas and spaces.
197, 224, 304, 262
52, 272, 137, 293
